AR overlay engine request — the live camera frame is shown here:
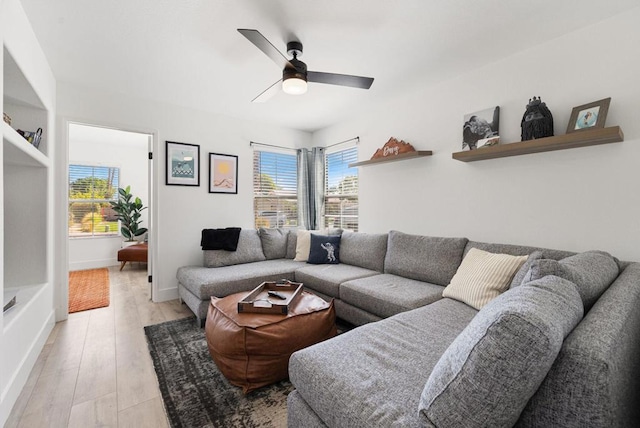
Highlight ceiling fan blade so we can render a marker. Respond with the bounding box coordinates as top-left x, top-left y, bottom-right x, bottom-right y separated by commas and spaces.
238, 29, 294, 70
252, 79, 282, 103
307, 71, 374, 89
